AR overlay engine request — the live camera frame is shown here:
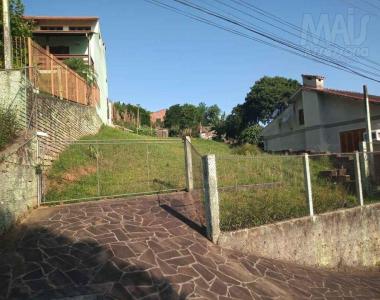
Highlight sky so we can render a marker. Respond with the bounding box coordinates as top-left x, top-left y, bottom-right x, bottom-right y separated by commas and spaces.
24, 0, 380, 114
